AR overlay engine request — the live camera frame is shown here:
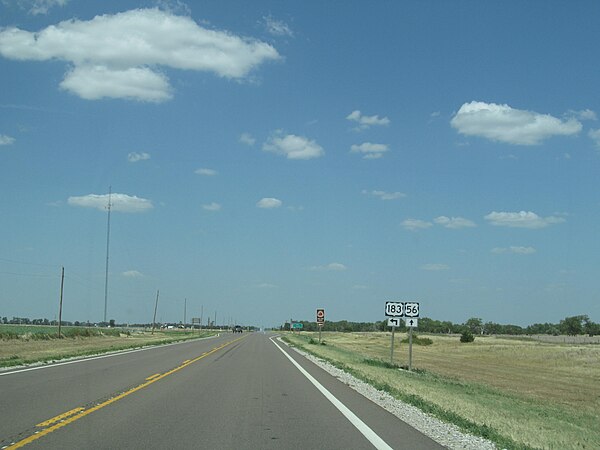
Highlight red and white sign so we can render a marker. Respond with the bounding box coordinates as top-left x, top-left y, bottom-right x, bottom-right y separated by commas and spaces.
316, 308, 325, 324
